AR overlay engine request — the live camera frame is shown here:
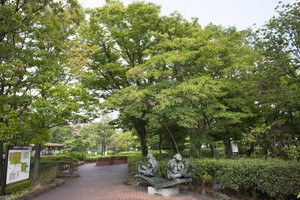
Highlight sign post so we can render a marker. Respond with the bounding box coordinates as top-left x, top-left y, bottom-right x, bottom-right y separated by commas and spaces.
2, 146, 32, 195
